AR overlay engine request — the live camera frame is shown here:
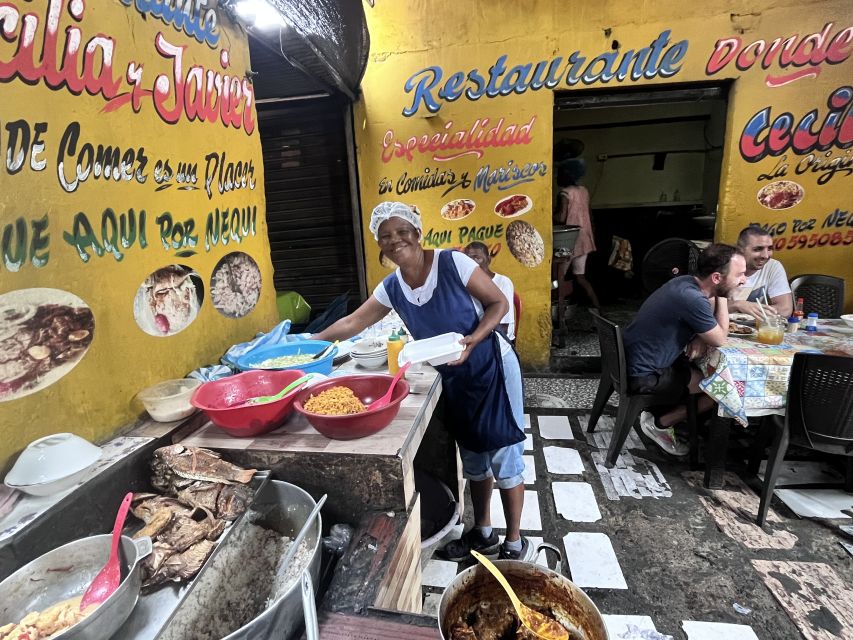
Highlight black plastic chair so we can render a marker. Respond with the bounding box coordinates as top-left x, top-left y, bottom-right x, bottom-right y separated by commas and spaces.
641, 238, 700, 294
756, 353, 853, 526
790, 274, 845, 318
586, 310, 698, 467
